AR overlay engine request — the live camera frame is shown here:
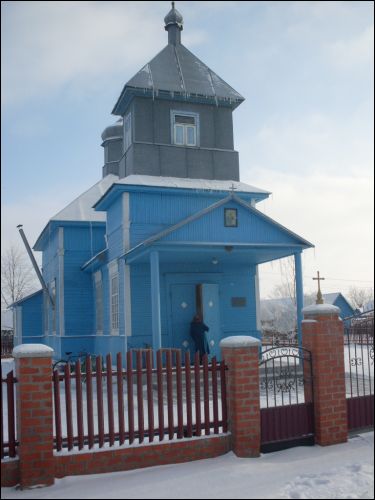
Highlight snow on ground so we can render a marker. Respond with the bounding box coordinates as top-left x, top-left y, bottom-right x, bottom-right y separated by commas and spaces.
2, 432, 373, 499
